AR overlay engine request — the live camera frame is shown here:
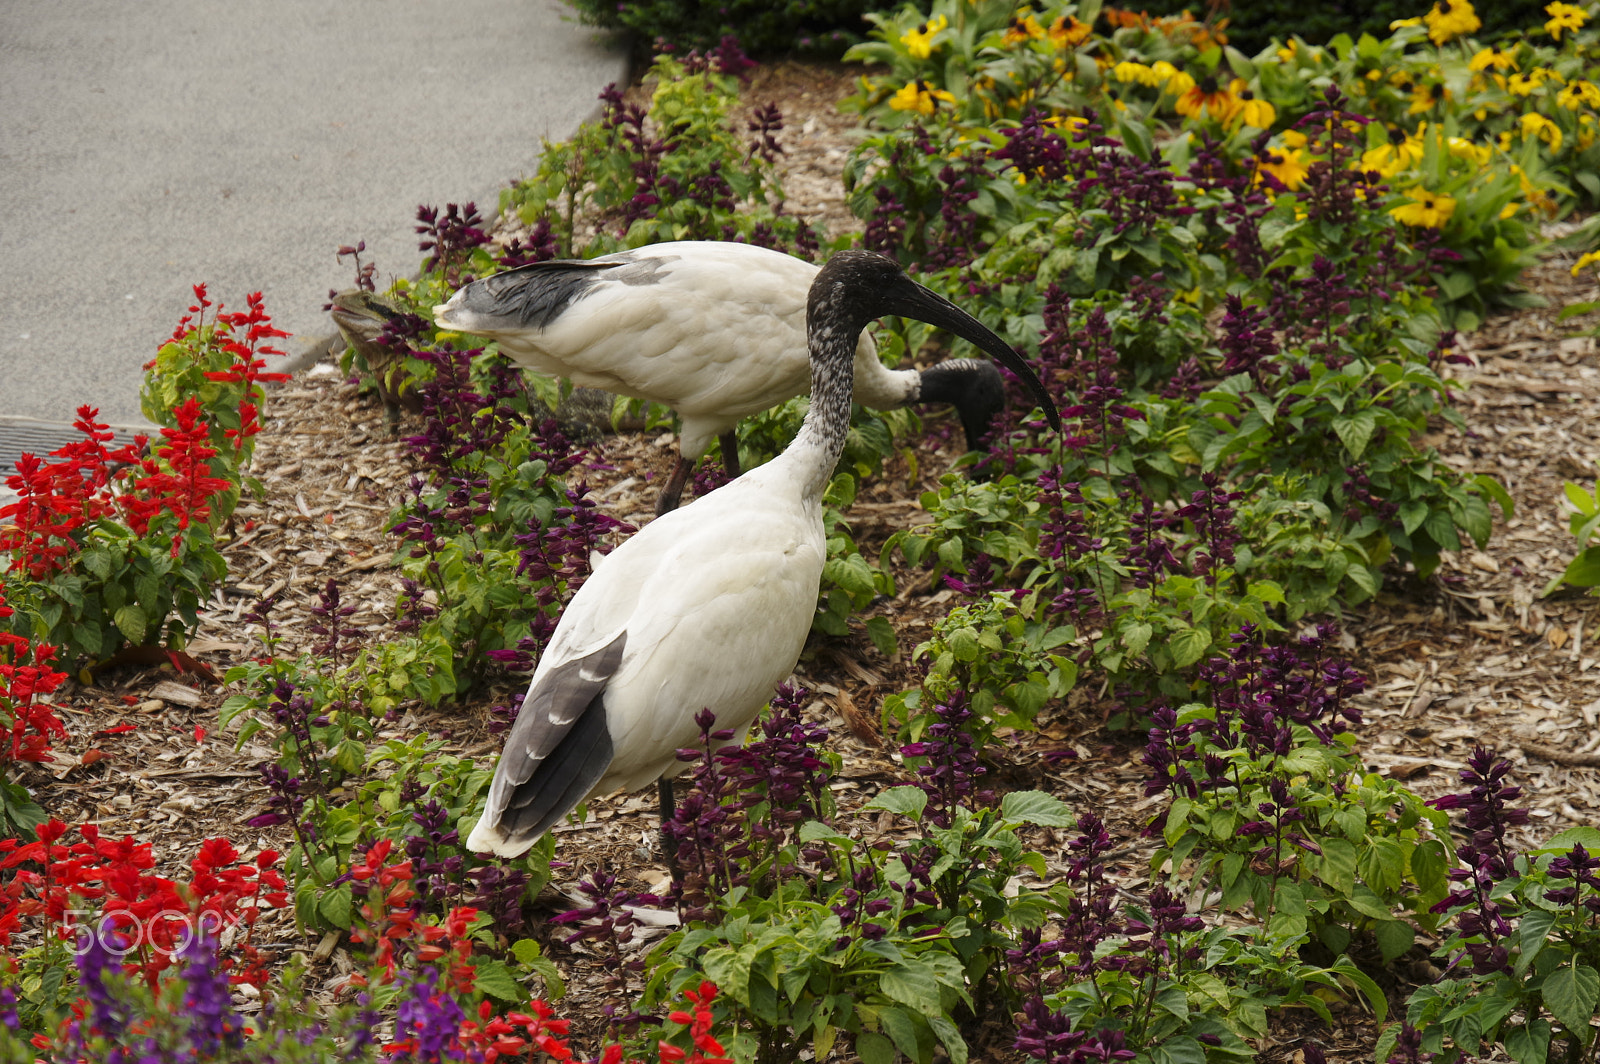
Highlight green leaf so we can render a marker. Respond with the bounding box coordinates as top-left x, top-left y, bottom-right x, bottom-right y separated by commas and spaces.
1167, 626, 1212, 668
864, 786, 927, 820
113, 604, 147, 646
881, 961, 941, 1013
878, 1006, 924, 1061
1152, 1035, 1207, 1064
472, 958, 525, 1004
703, 947, 754, 1002
1000, 790, 1075, 827
1504, 1019, 1551, 1064
1537, 826, 1600, 853
855, 1031, 895, 1064
1558, 547, 1600, 589
1543, 962, 1600, 1033
319, 885, 353, 930
1412, 839, 1448, 893
1333, 410, 1378, 459
865, 616, 899, 657
1374, 920, 1414, 964
927, 1015, 968, 1064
